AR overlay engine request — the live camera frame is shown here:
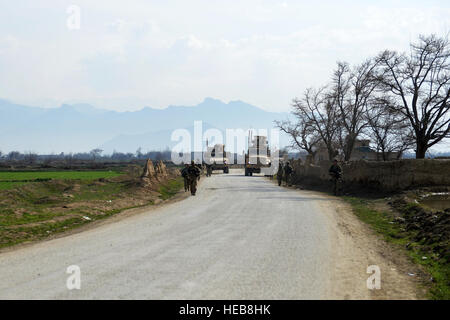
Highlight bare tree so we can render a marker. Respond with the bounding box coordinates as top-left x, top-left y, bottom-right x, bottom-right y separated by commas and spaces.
292, 87, 339, 160
329, 59, 379, 161
42, 156, 53, 167
136, 147, 143, 159
64, 153, 74, 166
376, 34, 450, 158
24, 152, 38, 165
275, 117, 320, 159
90, 148, 103, 161
365, 97, 415, 160
155, 151, 163, 161
8, 151, 21, 161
